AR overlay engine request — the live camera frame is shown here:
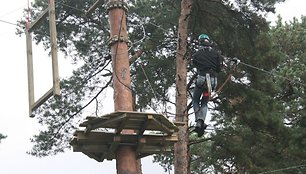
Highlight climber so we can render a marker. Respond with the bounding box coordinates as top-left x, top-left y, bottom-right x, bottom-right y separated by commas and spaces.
191, 34, 222, 137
